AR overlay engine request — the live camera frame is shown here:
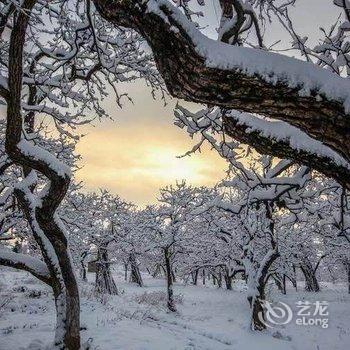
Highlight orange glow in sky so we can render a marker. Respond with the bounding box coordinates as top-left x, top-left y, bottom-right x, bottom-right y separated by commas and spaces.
75, 96, 227, 205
